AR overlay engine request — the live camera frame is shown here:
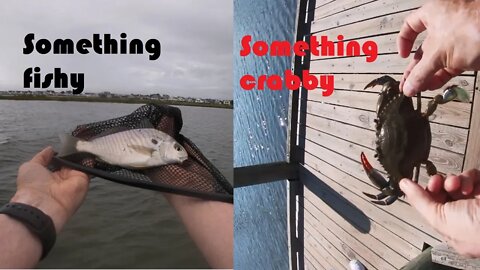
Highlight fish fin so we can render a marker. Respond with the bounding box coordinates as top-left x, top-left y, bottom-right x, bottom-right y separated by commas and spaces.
90, 119, 154, 140
59, 133, 80, 156
128, 144, 154, 156
91, 126, 131, 140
